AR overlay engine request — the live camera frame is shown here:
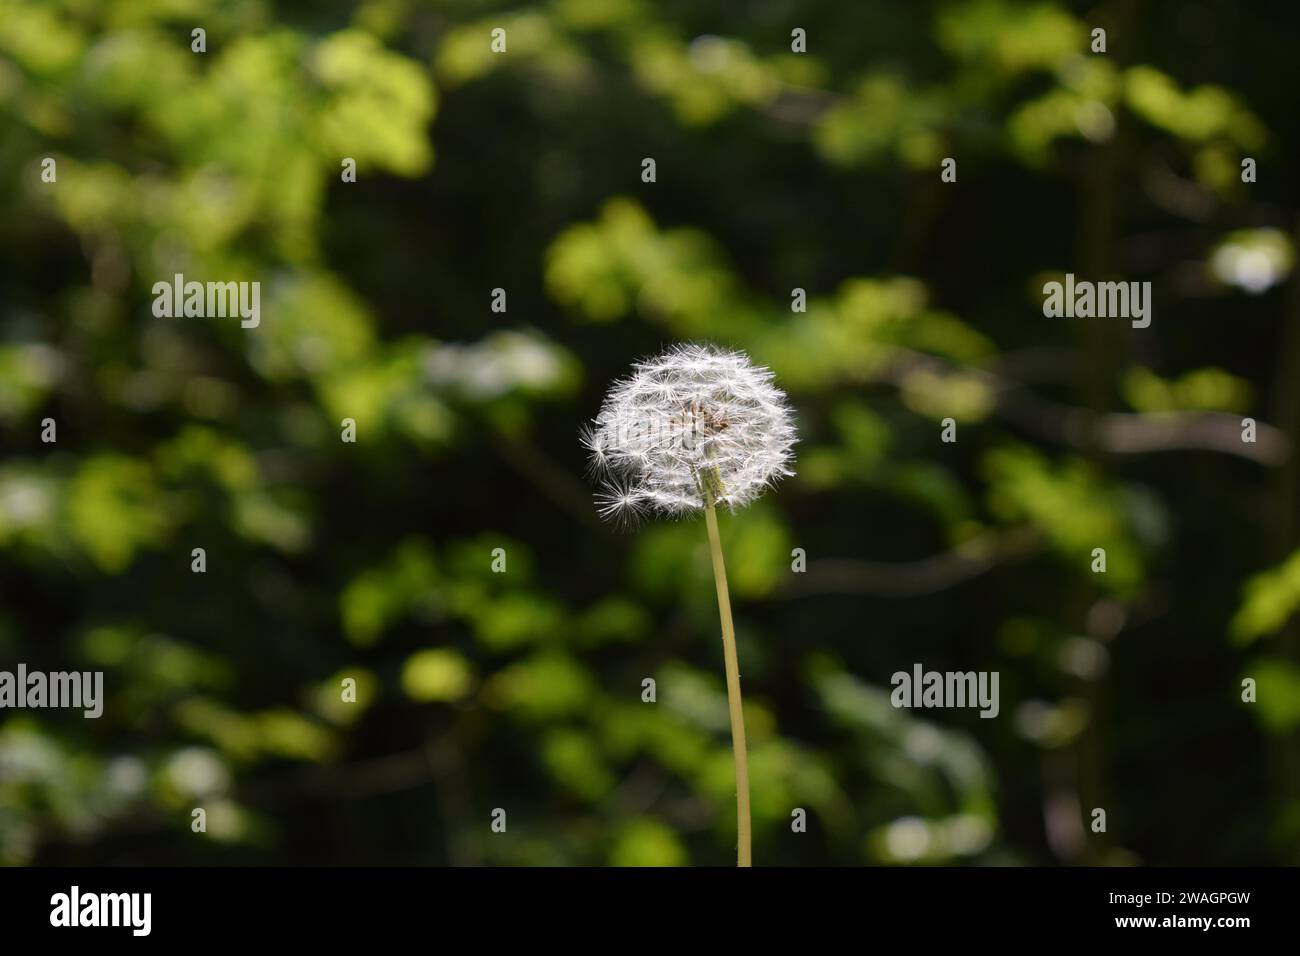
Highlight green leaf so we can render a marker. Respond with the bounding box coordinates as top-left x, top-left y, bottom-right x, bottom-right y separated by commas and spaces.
1232, 550, 1300, 644
401, 649, 474, 702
